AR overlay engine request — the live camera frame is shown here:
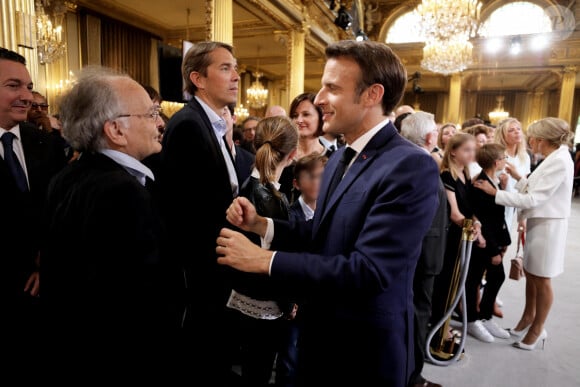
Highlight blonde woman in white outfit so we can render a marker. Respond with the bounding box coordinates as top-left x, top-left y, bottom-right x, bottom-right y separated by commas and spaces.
474, 117, 574, 351
494, 118, 531, 230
